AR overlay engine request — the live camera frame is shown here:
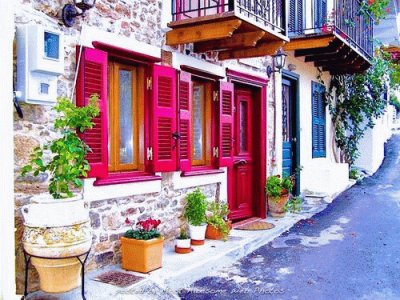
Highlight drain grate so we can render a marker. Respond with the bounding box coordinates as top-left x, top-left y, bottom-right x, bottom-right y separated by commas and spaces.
94, 271, 145, 288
